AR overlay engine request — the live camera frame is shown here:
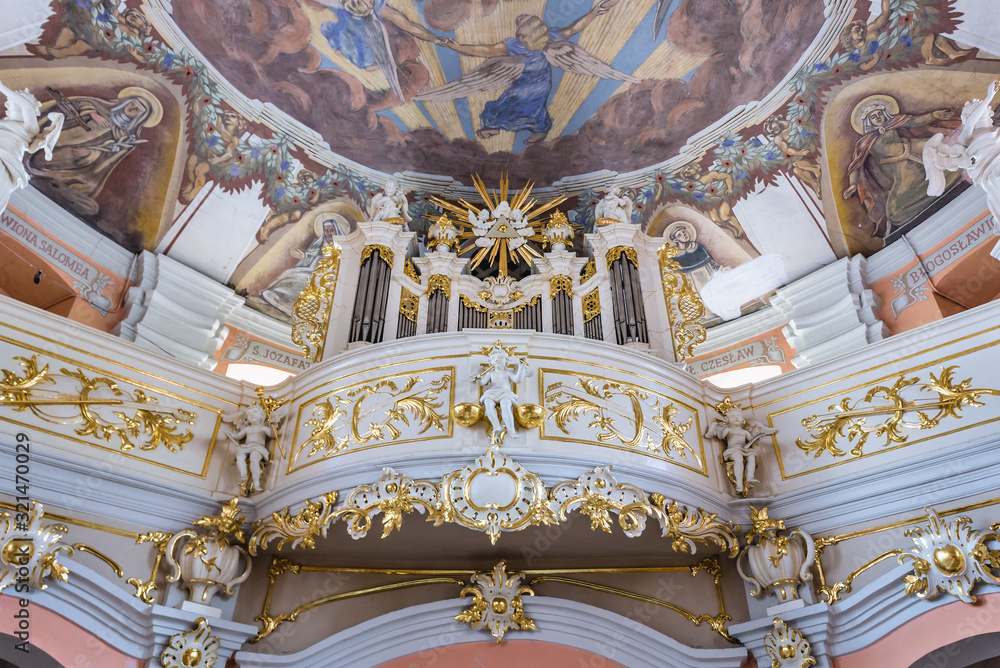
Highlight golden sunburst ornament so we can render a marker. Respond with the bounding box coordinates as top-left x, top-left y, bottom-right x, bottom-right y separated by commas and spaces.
429, 174, 567, 276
